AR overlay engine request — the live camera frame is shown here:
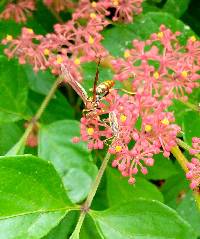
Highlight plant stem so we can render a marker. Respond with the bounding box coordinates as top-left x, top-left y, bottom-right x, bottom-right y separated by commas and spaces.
171, 146, 200, 210
70, 152, 111, 239
171, 146, 189, 172
177, 138, 200, 160
13, 77, 62, 154
180, 100, 200, 112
